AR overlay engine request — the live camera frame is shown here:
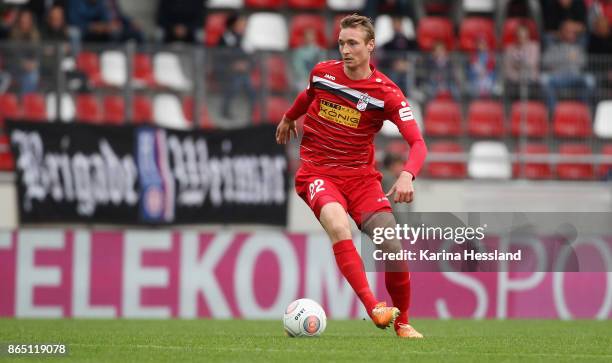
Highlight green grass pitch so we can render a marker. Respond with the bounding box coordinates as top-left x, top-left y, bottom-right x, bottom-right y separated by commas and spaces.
1, 319, 611, 362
